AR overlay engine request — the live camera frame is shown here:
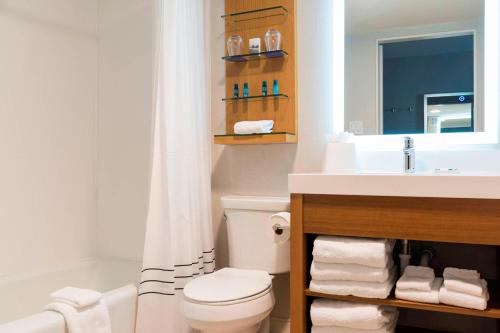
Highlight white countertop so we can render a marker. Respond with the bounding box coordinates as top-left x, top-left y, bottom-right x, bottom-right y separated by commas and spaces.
288, 173, 500, 199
